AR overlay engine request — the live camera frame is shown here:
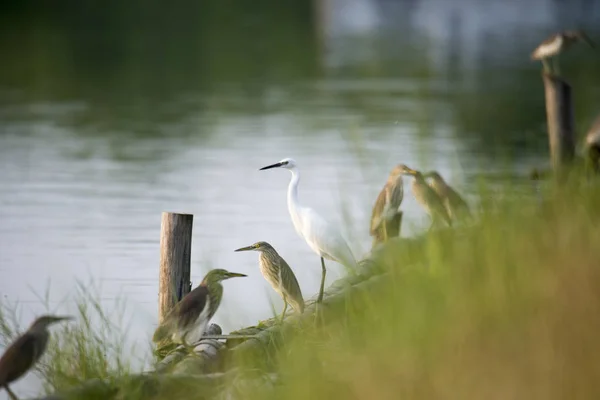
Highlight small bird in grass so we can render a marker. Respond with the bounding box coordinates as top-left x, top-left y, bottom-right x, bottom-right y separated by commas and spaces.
531, 29, 595, 75
370, 164, 405, 246
398, 165, 452, 231
235, 241, 304, 323
259, 158, 357, 304
423, 171, 471, 222
152, 269, 246, 353
0, 315, 72, 400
